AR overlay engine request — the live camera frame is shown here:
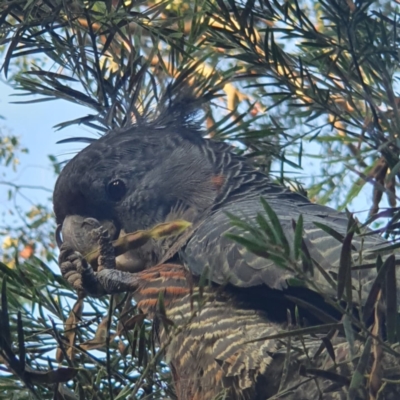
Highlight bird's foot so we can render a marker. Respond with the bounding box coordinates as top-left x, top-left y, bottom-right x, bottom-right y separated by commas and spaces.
59, 246, 106, 297
59, 226, 138, 297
